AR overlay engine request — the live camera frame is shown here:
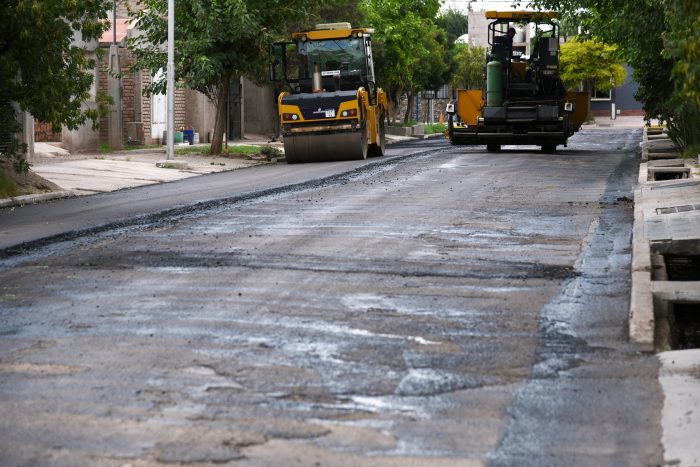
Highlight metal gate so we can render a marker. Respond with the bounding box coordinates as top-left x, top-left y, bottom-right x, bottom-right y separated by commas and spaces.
151, 70, 167, 142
